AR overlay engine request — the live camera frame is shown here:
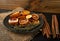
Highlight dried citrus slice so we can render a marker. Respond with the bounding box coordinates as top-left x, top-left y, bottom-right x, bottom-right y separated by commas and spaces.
21, 10, 30, 15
